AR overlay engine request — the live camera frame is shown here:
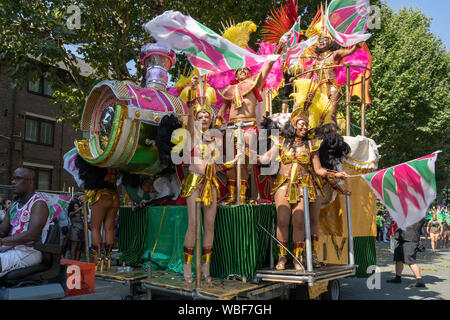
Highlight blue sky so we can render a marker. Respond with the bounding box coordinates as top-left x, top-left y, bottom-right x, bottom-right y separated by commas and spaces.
385, 0, 449, 49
